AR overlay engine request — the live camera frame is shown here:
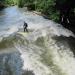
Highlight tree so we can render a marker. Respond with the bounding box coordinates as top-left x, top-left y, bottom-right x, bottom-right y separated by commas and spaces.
56, 0, 75, 25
